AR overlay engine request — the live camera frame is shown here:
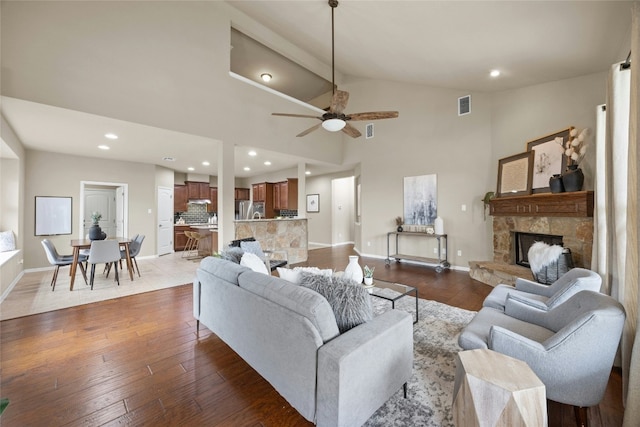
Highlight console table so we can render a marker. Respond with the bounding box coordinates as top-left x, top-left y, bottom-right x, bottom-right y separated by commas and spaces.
385, 231, 450, 272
